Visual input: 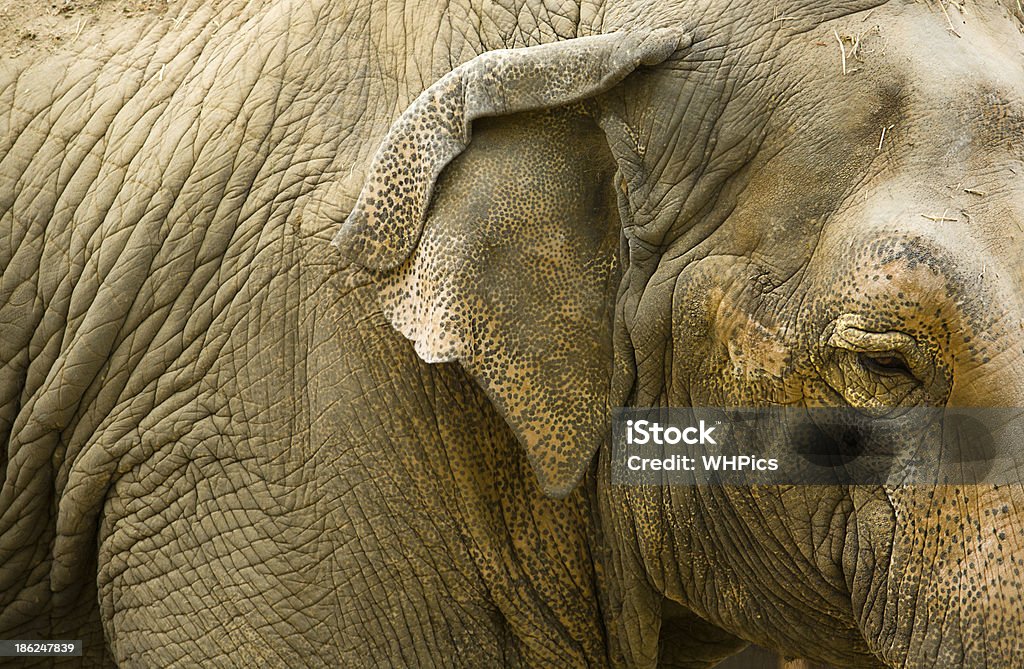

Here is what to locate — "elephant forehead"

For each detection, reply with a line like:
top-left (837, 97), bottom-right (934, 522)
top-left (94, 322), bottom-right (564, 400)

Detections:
top-left (765, 3), bottom-right (1024, 160)
top-left (600, 2), bottom-right (1023, 263)
top-left (700, 3), bottom-right (1024, 262)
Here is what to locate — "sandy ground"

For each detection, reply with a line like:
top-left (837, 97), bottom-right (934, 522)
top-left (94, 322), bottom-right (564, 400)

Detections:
top-left (0, 0), bottom-right (169, 60)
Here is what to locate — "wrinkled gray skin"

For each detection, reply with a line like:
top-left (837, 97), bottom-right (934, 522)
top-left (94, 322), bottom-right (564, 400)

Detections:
top-left (2, 0), bottom-right (1024, 667)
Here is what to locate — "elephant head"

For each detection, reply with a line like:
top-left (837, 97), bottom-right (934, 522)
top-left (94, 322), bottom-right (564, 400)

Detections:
top-left (334, 2), bottom-right (1024, 666)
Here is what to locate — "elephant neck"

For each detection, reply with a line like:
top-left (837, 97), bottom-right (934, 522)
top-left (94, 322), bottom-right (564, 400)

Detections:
top-left (591, 442), bottom-right (748, 666)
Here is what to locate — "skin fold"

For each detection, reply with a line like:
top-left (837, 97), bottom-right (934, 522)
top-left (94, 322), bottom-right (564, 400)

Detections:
top-left (1, 0), bottom-right (1022, 667)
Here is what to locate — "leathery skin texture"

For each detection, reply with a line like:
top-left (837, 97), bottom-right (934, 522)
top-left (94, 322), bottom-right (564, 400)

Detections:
top-left (2, 0), bottom-right (1024, 667)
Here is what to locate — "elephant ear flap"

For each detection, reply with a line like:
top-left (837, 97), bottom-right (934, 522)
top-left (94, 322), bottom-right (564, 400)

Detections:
top-left (333, 28), bottom-right (687, 271)
top-left (332, 30), bottom-right (687, 497)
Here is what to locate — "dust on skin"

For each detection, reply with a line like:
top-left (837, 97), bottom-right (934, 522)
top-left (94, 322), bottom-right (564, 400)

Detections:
top-left (0, 0), bottom-right (170, 60)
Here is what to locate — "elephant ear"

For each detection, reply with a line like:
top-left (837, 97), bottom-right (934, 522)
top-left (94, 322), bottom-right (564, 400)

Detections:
top-left (333, 30), bottom-right (688, 497)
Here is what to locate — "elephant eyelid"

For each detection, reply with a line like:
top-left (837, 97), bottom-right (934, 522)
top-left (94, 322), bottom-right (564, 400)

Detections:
top-left (857, 351), bottom-right (916, 378)
top-left (825, 318), bottom-right (929, 377)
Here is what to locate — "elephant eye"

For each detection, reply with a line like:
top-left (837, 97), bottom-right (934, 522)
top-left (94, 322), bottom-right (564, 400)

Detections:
top-left (858, 352), bottom-right (914, 377)
top-left (816, 316), bottom-right (937, 413)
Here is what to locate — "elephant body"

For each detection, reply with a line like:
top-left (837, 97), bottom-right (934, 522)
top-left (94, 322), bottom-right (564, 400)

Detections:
top-left (1, 3), bottom-right (631, 665)
top-left (3, 0), bottom-right (1024, 667)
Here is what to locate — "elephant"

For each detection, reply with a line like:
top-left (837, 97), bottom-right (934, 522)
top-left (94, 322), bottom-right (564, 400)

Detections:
top-left (2, 0), bottom-right (1023, 666)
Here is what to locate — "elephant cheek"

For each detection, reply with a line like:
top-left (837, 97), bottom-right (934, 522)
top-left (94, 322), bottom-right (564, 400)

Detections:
top-left (853, 485), bottom-right (1024, 668)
